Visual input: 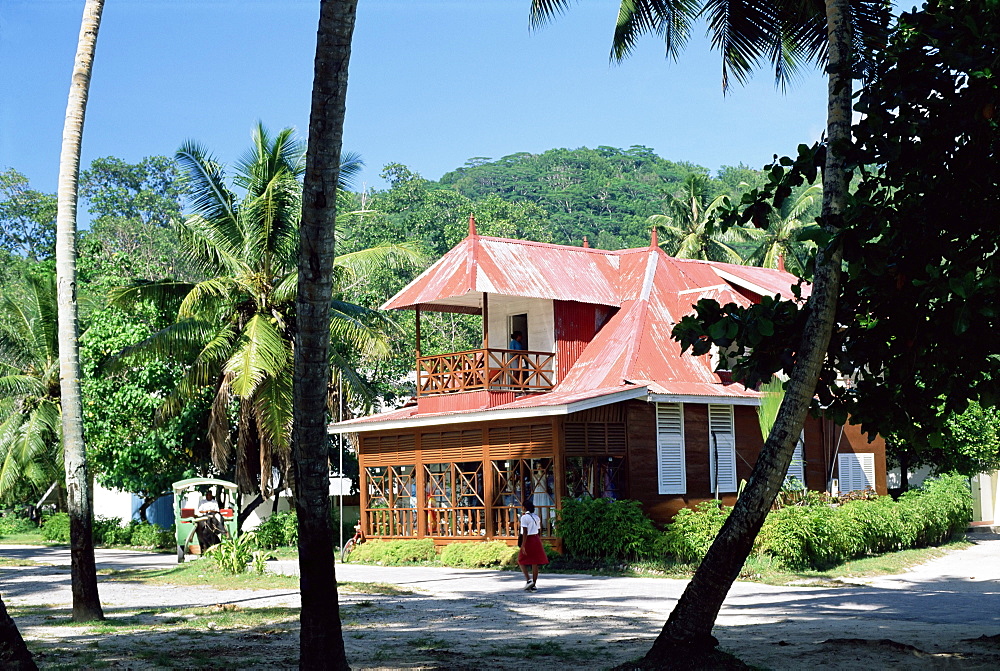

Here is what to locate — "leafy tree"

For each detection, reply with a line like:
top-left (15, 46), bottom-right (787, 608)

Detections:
top-left (79, 156), bottom-right (184, 229)
top-left (297, 0), bottom-right (359, 666)
top-left (651, 174), bottom-right (754, 262)
top-left (54, 0), bottom-right (104, 622)
top-left (0, 275), bottom-right (63, 506)
top-left (81, 304), bottom-right (212, 521)
top-left (0, 170), bottom-right (57, 261)
top-left (111, 125), bottom-right (402, 503)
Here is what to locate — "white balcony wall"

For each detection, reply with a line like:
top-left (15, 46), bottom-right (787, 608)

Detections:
top-left (486, 296), bottom-right (554, 353)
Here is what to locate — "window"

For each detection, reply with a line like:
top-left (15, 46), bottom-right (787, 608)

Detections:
top-left (656, 403), bottom-right (686, 495)
top-left (838, 453), bottom-right (876, 493)
top-left (708, 405), bottom-right (738, 494)
top-left (785, 432), bottom-right (806, 488)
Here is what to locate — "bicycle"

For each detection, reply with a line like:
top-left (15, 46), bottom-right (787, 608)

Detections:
top-left (341, 522), bottom-right (366, 562)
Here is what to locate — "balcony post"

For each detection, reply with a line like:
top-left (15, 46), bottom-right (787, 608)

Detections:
top-left (482, 293), bottom-right (489, 347)
top-left (415, 306), bottom-right (421, 358)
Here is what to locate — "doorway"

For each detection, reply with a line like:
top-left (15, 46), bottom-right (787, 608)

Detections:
top-left (507, 313), bottom-right (528, 349)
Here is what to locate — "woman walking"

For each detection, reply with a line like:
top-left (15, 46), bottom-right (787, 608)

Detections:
top-left (518, 500), bottom-right (548, 591)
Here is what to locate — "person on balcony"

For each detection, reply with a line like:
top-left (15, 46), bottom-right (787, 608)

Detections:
top-left (508, 331), bottom-right (525, 388)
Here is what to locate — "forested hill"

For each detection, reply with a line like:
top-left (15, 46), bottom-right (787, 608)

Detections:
top-left (434, 145), bottom-right (765, 249)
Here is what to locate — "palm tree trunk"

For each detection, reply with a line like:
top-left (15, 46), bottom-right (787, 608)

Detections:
top-left (642, 0), bottom-right (853, 664)
top-left (55, 0), bottom-right (105, 623)
top-left (294, 0), bottom-right (358, 668)
top-left (0, 594), bottom-right (36, 671)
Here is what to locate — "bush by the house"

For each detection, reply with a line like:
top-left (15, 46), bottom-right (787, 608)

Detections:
top-left (439, 541), bottom-right (518, 568)
top-left (557, 498), bottom-right (660, 561)
top-left (92, 516), bottom-right (131, 545)
top-left (660, 473), bottom-right (972, 570)
top-left (658, 500), bottom-right (730, 564)
top-left (255, 510), bottom-right (299, 549)
top-left (346, 539), bottom-right (436, 565)
top-left (41, 512), bottom-right (70, 542)
top-left (128, 521), bottom-right (174, 549)
top-left (0, 514), bottom-right (37, 537)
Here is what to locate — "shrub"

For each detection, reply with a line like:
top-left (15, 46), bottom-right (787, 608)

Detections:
top-left (897, 473), bottom-right (973, 546)
top-left (41, 512), bottom-right (70, 542)
top-left (659, 500), bottom-right (730, 564)
top-left (93, 516), bottom-right (131, 546)
top-left (205, 532), bottom-right (273, 574)
top-left (0, 515), bottom-right (37, 537)
top-left (255, 511), bottom-right (298, 550)
top-left (439, 541), bottom-right (518, 568)
top-left (128, 521), bottom-right (174, 549)
top-left (347, 539), bottom-right (436, 565)
top-left (557, 498), bottom-right (659, 561)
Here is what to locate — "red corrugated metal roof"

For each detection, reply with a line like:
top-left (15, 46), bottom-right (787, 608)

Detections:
top-left (341, 235), bottom-right (805, 430)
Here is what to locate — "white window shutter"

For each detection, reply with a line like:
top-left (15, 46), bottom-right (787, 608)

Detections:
top-left (785, 432), bottom-right (806, 486)
top-left (838, 453), bottom-right (876, 492)
top-left (708, 405), bottom-right (738, 493)
top-left (656, 403), bottom-right (686, 495)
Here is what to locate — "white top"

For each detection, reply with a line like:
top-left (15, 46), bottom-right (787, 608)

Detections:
top-left (197, 497), bottom-right (220, 515)
top-left (520, 512), bottom-right (541, 535)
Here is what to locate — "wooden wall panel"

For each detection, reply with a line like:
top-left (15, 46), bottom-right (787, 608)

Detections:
top-left (486, 424), bottom-right (553, 459)
top-left (684, 404), bottom-right (711, 499)
top-left (802, 416), bottom-right (827, 491)
top-left (734, 405), bottom-right (764, 484)
top-left (831, 419), bottom-right (887, 494)
top-left (554, 300), bottom-right (599, 379)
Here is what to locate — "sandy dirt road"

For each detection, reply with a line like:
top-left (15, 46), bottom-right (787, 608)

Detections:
top-left (3, 535), bottom-right (1000, 669)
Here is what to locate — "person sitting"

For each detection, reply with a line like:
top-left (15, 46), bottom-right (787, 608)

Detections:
top-left (195, 490), bottom-right (225, 551)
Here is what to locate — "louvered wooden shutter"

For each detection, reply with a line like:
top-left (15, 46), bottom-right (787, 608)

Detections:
top-left (838, 453), bottom-right (876, 493)
top-left (708, 405), bottom-right (738, 493)
top-left (785, 432), bottom-right (806, 485)
top-left (656, 403), bottom-right (686, 495)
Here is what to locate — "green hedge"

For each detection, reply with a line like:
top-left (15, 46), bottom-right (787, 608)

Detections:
top-left (439, 541), bottom-right (518, 568)
top-left (346, 539), bottom-right (437, 565)
top-left (557, 498), bottom-right (660, 561)
top-left (0, 515), bottom-right (37, 537)
top-left (665, 474), bottom-right (973, 570)
top-left (255, 511), bottom-right (299, 550)
top-left (41, 512), bottom-right (70, 542)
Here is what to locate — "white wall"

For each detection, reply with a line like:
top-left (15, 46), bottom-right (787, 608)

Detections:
top-left (93, 483), bottom-right (134, 520)
top-left (972, 472), bottom-right (1000, 524)
top-left (886, 464), bottom-right (933, 490)
top-left (486, 296), bottom-right (554, 353)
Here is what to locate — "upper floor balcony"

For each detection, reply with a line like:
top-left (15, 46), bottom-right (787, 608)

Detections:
top-left (416, 348), bottom-right (556, 397)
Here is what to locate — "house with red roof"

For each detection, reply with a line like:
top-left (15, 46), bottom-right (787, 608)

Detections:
top-left (330, 219), bottom-right (886, 546)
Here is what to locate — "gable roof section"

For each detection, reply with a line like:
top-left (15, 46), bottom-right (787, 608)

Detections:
top-left (382, 236), bottom-right (621, 312)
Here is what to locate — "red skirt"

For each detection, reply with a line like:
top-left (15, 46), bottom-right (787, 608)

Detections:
top-left (518, 534), bottom-right (549, 566)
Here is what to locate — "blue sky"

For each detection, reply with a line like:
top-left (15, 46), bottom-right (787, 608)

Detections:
top-left (2, 0), bottom-right (828, 197)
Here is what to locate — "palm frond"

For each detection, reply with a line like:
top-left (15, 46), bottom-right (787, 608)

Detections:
top-left (253, 373), bottom-right (292, 460)
top-left (108, 280), bottom-right (195, 313)
top-left (106, 319), bottom-right (221, 373)
top-left (176, 141), bottom-right (241, 233)
top-left (756, 375), bottom-right (785, 439)
top-left (330, 351), bottom-right (378, 412)
top-left (225, 314), bottom-right (290, 399)
top-left (334, 242), bottom-right (430, 279)
top-left (0, 375), bottom-right (47, 400)
top-left (613, 0), bottom-right (700, 62)
top-left (529, 0), bottom-right (575, 28)
top-left (178, 276), bottom-right (241, 320)
top-left (338, 151), bottom-right (364, 191)
top-left (209, 373), bottom-right (234, 472)
top-left (175, 213), bottom-right (247, 277)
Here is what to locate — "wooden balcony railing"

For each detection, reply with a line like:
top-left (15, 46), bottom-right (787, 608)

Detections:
top-left (416, 348), bottom-right (555, 396)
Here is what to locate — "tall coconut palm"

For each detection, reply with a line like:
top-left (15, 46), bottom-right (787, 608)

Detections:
top-left (111, 125), bottom-right (419, 503)
top-left (0, 275), bottom-right (63, 504)
top-left (651, 174), bottom-right (757, 263)
top-left (55, 0), bottom-right (105, 623)
top-left (296, 1), bottom-right (360, 667)
top-left (742, 183), bottom-right (821, 276)
top-left (529, 0), bottom-right (886, 662)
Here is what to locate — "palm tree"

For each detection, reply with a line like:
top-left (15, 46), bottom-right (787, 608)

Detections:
top-left (651, 174), bottom-right (756, 263)
top-left (111, 125), bottom-right (418, 502)
top-left (296, 1), bottom-right (360, 667)
top-left (529, 0), bottom-right (886, 662)
top-left (54, 0), bottom-right (104, 623)
top-left (0, 275), bottom-right (62, 505)
top-left (742, 183), bottom-right (821, 276)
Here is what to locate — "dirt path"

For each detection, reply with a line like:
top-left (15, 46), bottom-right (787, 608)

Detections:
top-left (3, 536), bottom-right (1000, 669)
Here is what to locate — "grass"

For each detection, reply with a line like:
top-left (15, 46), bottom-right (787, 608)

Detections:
top-left (99, 559), bottom-right (412, 595)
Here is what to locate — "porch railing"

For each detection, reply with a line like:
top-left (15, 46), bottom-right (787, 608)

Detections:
top-left (416, 348), bottom-right (555, 396)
